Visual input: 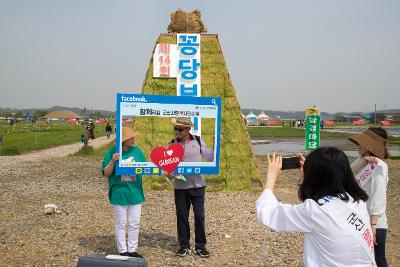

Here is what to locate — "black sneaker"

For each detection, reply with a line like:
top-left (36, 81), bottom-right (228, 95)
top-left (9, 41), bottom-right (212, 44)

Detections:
top-left (194, 247), bottom-right (210, 258)
top-left (176, 247), bottom-right (190, 257)
top-left (129, 252), bottom-right (143, 258)
top-left (119, 252), bottom-right (130, 256)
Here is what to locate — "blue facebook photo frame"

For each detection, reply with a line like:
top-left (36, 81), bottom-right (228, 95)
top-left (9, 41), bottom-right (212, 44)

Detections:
top-left (115, 94), bottom-right (222, 176)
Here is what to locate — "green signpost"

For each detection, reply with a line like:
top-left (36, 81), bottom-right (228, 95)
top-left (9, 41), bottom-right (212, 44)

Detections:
top-left (305, 110), bottom-right (321, 151)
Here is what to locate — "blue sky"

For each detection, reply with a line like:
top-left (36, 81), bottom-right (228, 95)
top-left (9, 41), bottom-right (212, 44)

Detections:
top-left (0, 0), bottom-right (399, 113)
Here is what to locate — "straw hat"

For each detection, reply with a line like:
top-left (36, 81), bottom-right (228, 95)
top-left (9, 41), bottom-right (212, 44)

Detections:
top-left (122, 126), bottom-right (136, 142)
top-left (348, 129), bottom-right (386, 159)
top-left (171, 117), bottom-right (195, 128)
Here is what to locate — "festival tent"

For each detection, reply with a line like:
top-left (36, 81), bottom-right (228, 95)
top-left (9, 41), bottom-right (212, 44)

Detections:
top-left (257, 111), bottom-right (270, 121)
top-left (246, 111), bottom-right (257, 121)
top-left (381, 121), bottom-right (392, 126)
top-left (352, 119), bottom-right (366, 125)
top-left (122, 119), bottom-right (132, 124)
top-left (67, 119), bottom-right (78, 124)
top-left (324, 120), bottom-right (334, 126)
top-left (245, 111), bottom-right (258, 126)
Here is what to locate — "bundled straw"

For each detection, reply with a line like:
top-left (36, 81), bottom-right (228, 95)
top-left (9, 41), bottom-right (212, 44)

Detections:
top-left (138, 34), bottom-right (261, 190)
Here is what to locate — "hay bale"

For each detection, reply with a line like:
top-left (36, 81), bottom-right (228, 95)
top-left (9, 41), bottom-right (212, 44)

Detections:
top-left (167, 9), bottom-right (207, 33)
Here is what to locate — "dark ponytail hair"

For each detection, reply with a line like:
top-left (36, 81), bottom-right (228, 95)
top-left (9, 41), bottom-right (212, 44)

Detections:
top-left (299, 147), bottom-right (368, 204)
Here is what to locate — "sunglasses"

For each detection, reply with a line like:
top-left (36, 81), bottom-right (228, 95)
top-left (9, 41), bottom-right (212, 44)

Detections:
top-left (174, 127), bottom-right (185, 132)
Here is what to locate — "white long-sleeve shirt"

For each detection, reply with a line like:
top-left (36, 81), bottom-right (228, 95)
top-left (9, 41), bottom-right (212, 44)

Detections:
top-left (256, 189), bottom-right (375, 267)
top-left (352, 157), bottom-right (388, 229)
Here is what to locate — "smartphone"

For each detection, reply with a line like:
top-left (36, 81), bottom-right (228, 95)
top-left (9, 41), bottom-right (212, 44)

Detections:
top-left (281, 156), bottom-right (300, 170)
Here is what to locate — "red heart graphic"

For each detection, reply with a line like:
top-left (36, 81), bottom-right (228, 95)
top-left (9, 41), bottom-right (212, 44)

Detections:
top-left (150, 144), bottom-right (184, 174)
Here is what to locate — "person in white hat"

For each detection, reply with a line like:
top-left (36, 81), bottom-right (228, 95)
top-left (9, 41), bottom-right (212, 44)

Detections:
top-left (168, 117), bottom-right (215, 258)
top-left (349, 127), bottom-right (390, 267)
top-left (102, 126), bottom-right (146, 258)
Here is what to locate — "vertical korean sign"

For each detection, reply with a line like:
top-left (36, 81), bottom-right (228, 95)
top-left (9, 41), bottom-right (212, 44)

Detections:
top-left (153, 43), bottom-right (177, 78)
top-left (305, 107), bottom-right (321, 150)
top-left (177, 34), bottom-right (201, 136)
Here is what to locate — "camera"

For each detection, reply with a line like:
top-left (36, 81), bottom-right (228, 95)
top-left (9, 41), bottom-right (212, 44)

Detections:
top-left (281, 156), bottom-right (301, 170)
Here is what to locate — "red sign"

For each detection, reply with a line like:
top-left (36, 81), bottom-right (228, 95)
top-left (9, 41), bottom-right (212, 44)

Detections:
top-left (150, 144), bottom-right (184, 174)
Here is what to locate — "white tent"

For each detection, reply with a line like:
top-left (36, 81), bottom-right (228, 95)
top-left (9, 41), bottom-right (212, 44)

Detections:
top-left (257, 111), bottom-right (270, 121)
top-left (246, 111), bottom-right (257, 121)
top-left (245, 111), bottom-right (257, 126)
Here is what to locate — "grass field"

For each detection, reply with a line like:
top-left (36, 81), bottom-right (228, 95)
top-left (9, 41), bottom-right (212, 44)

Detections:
top-left (0, 122), bottom-right (107, 155)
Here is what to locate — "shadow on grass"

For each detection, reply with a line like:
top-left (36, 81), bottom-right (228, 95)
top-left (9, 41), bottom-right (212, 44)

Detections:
top-left (140, 230), bottom-right (177, 251)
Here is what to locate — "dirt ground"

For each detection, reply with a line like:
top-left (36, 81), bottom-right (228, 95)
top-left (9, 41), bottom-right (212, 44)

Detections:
top-left (0, 152), bottom-right (399, 266)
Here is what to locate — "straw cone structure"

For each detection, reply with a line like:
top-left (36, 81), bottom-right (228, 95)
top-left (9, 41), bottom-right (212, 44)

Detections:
top-left (136, 34), bottom-right (260, 190)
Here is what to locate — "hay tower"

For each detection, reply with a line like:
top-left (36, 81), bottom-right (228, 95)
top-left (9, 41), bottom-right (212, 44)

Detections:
top-left (135, 10), bottom-right (260, 190)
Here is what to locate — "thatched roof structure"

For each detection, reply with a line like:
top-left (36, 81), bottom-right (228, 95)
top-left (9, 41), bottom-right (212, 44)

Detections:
top-left (136, 34), bottom-right (261, 190)
top-left (43, 110), bottom-right (81, 119)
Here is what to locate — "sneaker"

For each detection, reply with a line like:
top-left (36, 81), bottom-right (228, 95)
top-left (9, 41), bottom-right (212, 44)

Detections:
top-left (119, 252), bottom-right (130, 256)
top-left (176, 247), bottom-right (190, 257)
top-left (194, 247), bottom-right (210, 258)
top-left (129, 252), bottom-right (143, 258)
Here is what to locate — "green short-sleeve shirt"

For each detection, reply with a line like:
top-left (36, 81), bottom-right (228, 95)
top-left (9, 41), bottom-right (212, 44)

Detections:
top-left (101, 146), bottom-right (146, 205)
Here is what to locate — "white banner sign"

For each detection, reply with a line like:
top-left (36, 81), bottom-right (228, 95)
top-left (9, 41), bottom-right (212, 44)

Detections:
top-left (153, 43), bottom-right (177, 78)
top-left (177, 33), bottom-right (201, 135)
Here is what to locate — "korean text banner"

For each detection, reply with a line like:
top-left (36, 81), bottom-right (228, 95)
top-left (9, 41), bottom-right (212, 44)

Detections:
top-left (115, 94), bottom-right (222, 176)
top-left (153, 43), bottom-right (177, 78)
top-left (305, 114), bottom-right (321, 150)
top-left (177, 33), bottom-right (201, 136)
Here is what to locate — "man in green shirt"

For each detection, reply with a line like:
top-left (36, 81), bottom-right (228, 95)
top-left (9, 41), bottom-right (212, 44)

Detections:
top-left (102, 126), bottom-right (146, 258)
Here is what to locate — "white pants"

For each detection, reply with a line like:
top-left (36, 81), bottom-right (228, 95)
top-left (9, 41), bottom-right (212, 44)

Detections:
top-left (113, 204), bottom-right (141, 253)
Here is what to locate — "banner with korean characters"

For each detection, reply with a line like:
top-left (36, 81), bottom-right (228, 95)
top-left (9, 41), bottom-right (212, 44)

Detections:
top-left (153, 43), bottom-right (178, 78)
top-left (177, 33), bottom-right (201, 136)
top-left (115, 94), bottom-right (222, 176)
top-left (305, 107), bottom-right (320, 150)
